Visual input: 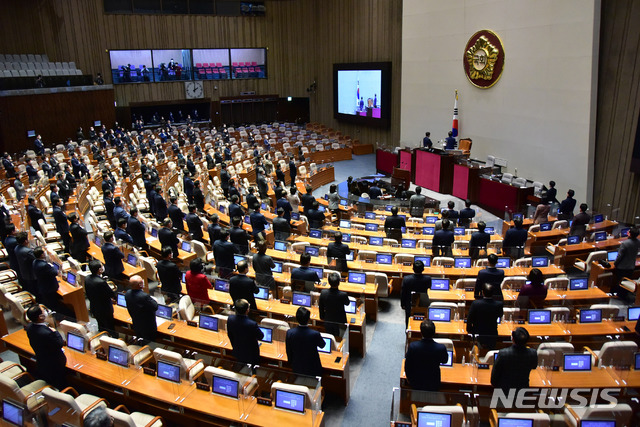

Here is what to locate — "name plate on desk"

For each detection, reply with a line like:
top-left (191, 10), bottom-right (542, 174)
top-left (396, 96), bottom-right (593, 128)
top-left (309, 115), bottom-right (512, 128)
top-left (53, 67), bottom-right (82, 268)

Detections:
top-left (402, 262), bottom-right (412, 267)
top-left (280, 299), bottom-right (290, 305)
top-left (96, 352), bottom-right (107, 361)
top-left (613, 316), bottom-right (625, 322)
top-left (257, 397), bottom-right (272, 406)
top-left (552, 366), bottom-right (560, 371)
top-left (478, 363), bottom-right (490, 370)
top-left (143, 367), bottom-right (156, 376)
top-left (517, 319), bottom-right (526, 324)
top-left (365, 259), bottom-right (374, 263)
top-left (186, 320), bottom-right (197, 327)
top-left (196, 382), bottom-right (211, 391)
top-left (413, 315), bottom-right (425, 321)
top-left (465, 288), bottom-right (474, 292)
top-left (565, 319), bottom-right (577, 324)
top-left (393, 422), bottom-right (411, 427)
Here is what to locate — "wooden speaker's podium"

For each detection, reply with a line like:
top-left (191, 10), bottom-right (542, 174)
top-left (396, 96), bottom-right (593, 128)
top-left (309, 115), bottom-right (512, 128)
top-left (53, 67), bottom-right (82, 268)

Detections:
top-left (391, 167), bottom-right (411, 189)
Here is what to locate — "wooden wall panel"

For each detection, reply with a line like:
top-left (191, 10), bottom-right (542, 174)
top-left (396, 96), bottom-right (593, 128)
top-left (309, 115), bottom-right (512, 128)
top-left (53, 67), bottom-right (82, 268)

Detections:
top-left (594, 0), bottom-right (640, 223)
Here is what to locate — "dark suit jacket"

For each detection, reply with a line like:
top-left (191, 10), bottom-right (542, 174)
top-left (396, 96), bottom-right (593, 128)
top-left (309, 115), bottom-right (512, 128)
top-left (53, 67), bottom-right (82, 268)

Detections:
top-left (502, 228), bottom-right (528, 250)
top-left (4, 236), bottom-right (19, 273)
top-left (433, 229), bottom-right (454, 256)
top-left (213, 240), bottom-right (236, 271)
top-left (185, 213), bottom-right (203, 239)
top-left (307, 209), bottom-right (326, 229)
top-left (491, 345), bottom-right (538, 391)
top-left (291, 267), bottom-right (321, 292)
top-left (114, 228), bottom-right (134, 245)
top-left (229, 274), bottom-right (259, 310)
top-left (154, 194), bottom-right (168, 220)
top-left (104, 197), bottom-right (115, 223)
top-left (33, 259), bottom-right (59, 295)
top-left (69, 223), bottom-right (89, 253)
top-left (156, 259), bottom-right (182, 296)
top-left (168, 204), bottom-right (185, 231)
top-left (227, 314), bottom-right (263, 365)
top-left (469, 231), bottom-right (490, 250)
top-left (569, 212), bottom-right (590, 237)
top-left (276, 198), bottom-right (293, 221)
top-left (249, 212), bottom-right (268, 236)
top-left (300, 194), bottom-right (315, 215)
top-left (474, 267), bottom-right (505, 300)
top-left (127, 216), bottom-right (147, 247)
top-left (125, 289), bottom-right (158, 341)
top-left (85, 274), bottom-right (115, 318)
top-left (400, 274), bottom-right (431, 311)
top-left (15, 245), bottom-right (36, 281)
top-left (319, 288), bottom-right (350, 324)
top-left (26, 323), bottom-right (67, 384)
top-left (327, 242), bottom-right (350, 272)
top-left (159, 227), bottom-right (179, 258)
top-left (467, 298), bottom-right (503, 348)
top-left (52, 206), bottom-right (69, 234)
top-left (27, 205), bottom-right (45, 232)
top-left (272, 217), bottom-right (291, 241)
top-left (286, 325), bottom-right (325, 377)
top-left (229, 203), bottom-right (244, 221)
top-left (405, 338), bottom-right (448, 391)
top-left (229, 226), bottom-right (249, 254)
top-left (384, 215), bottom-right (406, 230)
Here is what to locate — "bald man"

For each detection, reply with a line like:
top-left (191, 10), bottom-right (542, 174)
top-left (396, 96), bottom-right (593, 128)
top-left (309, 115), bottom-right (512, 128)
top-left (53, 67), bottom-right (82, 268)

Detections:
top-left (124, 275), bottom-right (158, 344)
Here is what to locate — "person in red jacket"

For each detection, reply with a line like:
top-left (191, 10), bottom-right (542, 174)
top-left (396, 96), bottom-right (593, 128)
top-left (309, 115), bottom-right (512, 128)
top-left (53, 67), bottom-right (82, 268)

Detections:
top-left (185, 258), bottom-right (212, 307)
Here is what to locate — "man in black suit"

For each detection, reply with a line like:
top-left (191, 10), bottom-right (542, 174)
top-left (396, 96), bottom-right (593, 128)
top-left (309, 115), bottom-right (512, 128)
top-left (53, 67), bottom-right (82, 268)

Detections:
top-left (458, 200), bottom-right (476, 227)
top-left (85, 260), bottom-right (116, 336)
top-left (185, 204), bottom-right (204, 243)
top-left (168, 196), bottom-right (185, 232)
top-left (400, 260), bottom-right (432, 326)
top-left (229, 216), bottom-right (250, 255)
top-left (27, 197), bottom-right (45, 234)
top-left (384, 206), bottom-right (406, 242)
top-left (103, 189), bottom-right (116, 229)
top-left (69, 212), bottom-right (90, 262)
top-left (101, 231), bottom-right (126, 282)
top-left (319, 272), bottom-right (350, 337)
top-left (273, 207), bottom-right (291, 241)
top-left (213, 230), bottom-right (236, 278)
top-left (125, 275), bottom-right (158, 344)
top-left (291, 253), bottom-right (320, 292)
top-left (557, 189), bottom-right (576, 220)
top-left (114, 218), bottom-right (134, 245)
top-left (307, 201), bottom-right (326, 229)
top-left (491, 327), bottom-right (538, 392)
top-left (327, 231), bottom-right (350, 273)
top-left (300, 185), bottom-right (315, 217)
top-left (249, 207), bottom-right (269, 240)
top-left (288, 156), bottom-right (297, 183)
top-left (127, 207), bottom-right (148, 250)
top-left (469, 221), bottom-right (491, 260)
top-left (404, 320), bottom-right (448, 391)
top-left (154, 187), bottom-right (168, 222)
top-left (474, 254), bottom-right (505, 300)
top-left (229, 260), bottom-right (259, 311)
top-left (15, 232), bottom-right (37, 295)
top-left (467, 284), bottom-right (504, 350)
top-left (286, 307), bottom-right (325, 377)
top-left (220, 163), bottom-right (231, 199)
top-left (245, 187), bottom-right (259, 212)
top-left (32, 247), bottom-right (60, 310)
top-left (159, 218), bottom-right (179, 258)
top-left (227, 299), bottom-right (264, 365)
top-left (156, 246), bottom-right (182, 303)
top-left (445, 200), bottom-right (459, 220)
top-left (207, 214), bottom-right (224, 244)
top-left (52, 197), bottom-right (71, 254)
top-left (432, 219), bottom-right (454, 257)
top-left (502, 218), bottom-right (528, 259)
top-left (569, 203), bottom-right (590, 238)
top-left (228, 195), bottom-right (244, 221)
top-left (4, 225), bottom-right (19, 276)
top-left (25, 305), bottom-right (67, 389)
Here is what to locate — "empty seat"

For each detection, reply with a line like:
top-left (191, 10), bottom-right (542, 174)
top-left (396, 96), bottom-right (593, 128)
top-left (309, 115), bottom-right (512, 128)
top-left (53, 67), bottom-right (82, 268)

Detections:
top-left (152, 348), bottom-right (205, 383)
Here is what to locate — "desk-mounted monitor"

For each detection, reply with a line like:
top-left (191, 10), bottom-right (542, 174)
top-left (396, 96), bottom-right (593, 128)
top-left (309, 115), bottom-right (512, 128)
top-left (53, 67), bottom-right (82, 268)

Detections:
top-left (401, 239), bottom-right (416, 249)
top-left (425, 216), bottom-right (438, 224)
top-left (274, 389), bottom-right (306, 414)
top-left (376, 254), bottom-right (392, 264)
top-left (531, 256), bottom-right (549, 267)
top-left (414, 256), bottom-right (431, 267)
top-left (309, 229), bottom-right (322, 239)
top-left (157, 360), bottom-right (181, 383)
top-left (593, 214), bottom-right (604, 223)
top-left (369, 236), bottom-right (383, 246)
top-left (423, 227), bottom-right (435, 235)
top-left (199, 314), bottom-right (219, 332)
top-left (271, 261), bottom-right (283, 273)
top-left (563, 353), bottom-right (592, 371)
top-left (540, 222), bottom-right (552, 231)
top-left (417, 412), bottom-right (452, 427)
top-left (567, 235), bottom-right (580, 245)
top-left (496, 257), bottom-right (511, 268)
top-left (569, 277), bottom-right (588, 291)
top-left (339, 220), bottom-right (351, 229)
top-left (365, 223), bottom-right (378, 232)
top-left (365, 212), bottom-right (376, 220)
top-left (594, 231), bottom-right (607, 242)
top-left (428, 307), bottom-right (451, 322)
top-left (579, 309), bottom-right (602, 323)
top-left (2, 399), bottom-right (24, 427)
top-left (454, 257), bottom-right (471, 268)
top-left (212, 375), bottom-right (239, 399)
top-left (431, 278), bottom-right (449, 291)
top-left (454, 227), bottom-right (465, 236)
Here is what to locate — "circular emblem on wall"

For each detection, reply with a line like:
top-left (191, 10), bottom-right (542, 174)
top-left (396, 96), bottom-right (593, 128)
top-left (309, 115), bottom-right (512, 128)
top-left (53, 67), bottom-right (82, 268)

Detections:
top-left (463, 30), bottom-right (505, 89)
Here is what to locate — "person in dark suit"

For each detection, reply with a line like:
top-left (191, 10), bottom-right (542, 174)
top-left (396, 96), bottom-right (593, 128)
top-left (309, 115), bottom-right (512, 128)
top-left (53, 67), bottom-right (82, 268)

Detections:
top-left (154, 187), bottom-right (168, 222)
top-left (469, 221), bottom-right (491, 260)
top-left (467, 284), bottom-right (504, 350)
top-left (156, 246), bottom-right (182, 303)
top-left (228, 195), bottom-right (244, 221)
top-left (546, 181), bottom-right (559, 205)
top-left (103, 189), bottom-right (116, 229)
top-left (168, 196), bottom-right (185, 232)
top-left (252, 240), bottom-right (276, 291)
top-left (25, 305), bottom-right (67, 389)
top-left (229, 260), bottom-right (259, 311)
top-left (185, 204), bottom-right (204, 243)
top-left (249, 207), bottom-right (269, 240)
top-left (272, 207), bottom-right (292, 242)
top-left (101, 231), bottom-right (126, 282)
top-left (276, 192), bottom-right (293, 222)
top-left (474, 253), bottom-right (505, 301)
top-left (400, 260), bottom-right (432, 326)
top-left (433, 219), bottom-right (454, 257)
top-left (27, 197), bottom-right (45, 234)
top-left (208, 214), bottom-right (224, 244)
top-left (183, 172), bottom-right (195, 205)
top-left (384, 206), bottom-right (406, 242)
top-left (275, 163), bottom-right (286, 184)
top-left (69, 212), bottom-right (90, 262)
top-left (15, 232), bottom-right (37, 295)
top-left (159, 218), bottom-right (179, 258)
top-left (444, 131), bottom-right (457, 150)
top-left (300, 185), bottom-right (315, 217)
top-left (422, 132), bottom-right (433, 149)
top-left (220, 163), bottom-right (231, 199)
top-left (291, 253), bottom-right (321, 292)
top-left (569, 203), bottom-right (590, 238)
top-left (127, 207), bottom-right (148, 250)
top-left (114, 218), bottom-right (134, 245)
top-left (193, 180), bottom-right (206, 212)
top-left (32, 247), bottom-right (61, 310)
top-left (125, 275), bottom-right (158, 344)
top-left (502, 218), bottom-right (528, 259)
top-left (85, 260), bottom-right (116, 335)
top-left (4, 225), bottom-right (19, 276)
top-left (404, 319), bottom-right (448, 391)
top-left (288, 157), bottom-right (297, 183)
top-left (327, 231), bottom-right (350, 273)
top-left (228, 216), bottom-right (249, 254)
top-left (319, 272), bottom-right (350, 337)
top-left (113, 197), bottom-right (130, 224)
top-left (557, 189), bottom-right (576, 220)
top-left (286, 307), bottom-right (325, 377)
top-left (491, 327), bottom-right (538, 392)
top-left (245, 187), bottom-right (259, 212)
top-left (213, 230), bottom-right (236, 278)
top-left (51, 197), bottom-right (71, 254)
top-left (307, 201), bottom-right (326, 229)
top-left (227, 299), bottom-right (264, 365)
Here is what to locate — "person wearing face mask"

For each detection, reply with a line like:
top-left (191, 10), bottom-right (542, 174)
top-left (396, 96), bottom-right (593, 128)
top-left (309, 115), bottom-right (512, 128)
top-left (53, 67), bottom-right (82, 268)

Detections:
top-left (85, 260), bottom-right (116, 336)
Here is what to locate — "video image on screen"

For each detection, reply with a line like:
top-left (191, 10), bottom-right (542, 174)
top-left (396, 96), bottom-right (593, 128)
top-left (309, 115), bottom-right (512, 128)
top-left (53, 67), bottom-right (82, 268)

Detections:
top-left (337, 70), bottom-right (382, 118)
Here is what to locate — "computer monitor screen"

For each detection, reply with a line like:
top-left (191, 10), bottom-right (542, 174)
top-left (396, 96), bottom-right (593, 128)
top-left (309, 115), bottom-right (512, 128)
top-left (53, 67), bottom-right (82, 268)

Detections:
top-left (214, 279), bottom-right (230, 292)
top-left (126, 254), bottom-right (137, 266)
top-left (274, 241), bottom-right (288, 251)
top-left (66, 332), bottom-right (85, 352)
top-left (258, 326), bottom-right (272, 343)
top-left (272, 261), bottom-right (283, 273)
top-left (340, 199), bottom-right (348, 206)
top-left (440, 350), bottom-right (454, 367)
top-left (218, 205), bottom-right (226, 214)
top-left (512, 213), bottom-right (524, 221)
top-left (108, 345), bottom-right (129, 367)
top-left (531, 256), bottom-right (549, 267)
top-left (594, 231), bottom-right (607, 242)
top-left (496, 257), bottom-right (511, 268)
top-left (497, 419), bottom-right (534, 427)
top-left (580, 309), bottom-right (602, 323)
top-left (569, 278), bottom-right (588, 290)
top-left (157, 360), bottom-right (181, 383)
top-left (540, 222), bottom-right (552, 231)
top-left (66, 271), bottom-right (76, 285)
top-left (425, 216), bottom-right (437, 224)
top-left (52, 262), bottom-right (60, 273)
top-left (151, 228), bottom-right (158, 238)
top-left (579, 422), bottom-right (615, 427)
top-left (234, 254), bottom-right (247, 266)
top-left (635, 352), bottom-right (640, 370)
top-left (212, 376), bottom-right (239, 398)
top-left (94, 236), bottom-right (102, 247)
top-left (291, 212), bottom-right (300, 220)
top-left (415, 256), bottom-right (431, 267)
top-left (305, 246), bottom-right (320, 257)
top-left (348, 272), bottom-right (366, 284)
top-left (431, 279), bottom-right (450, 291)
top-left (323, 194), bottom-right (329, 200)
top-left (256, 286), bottom-right (269, 300)
top-left (274, 389), bottom-right (305, 413)
top-left (369, 237), bottom-right (383, 246)
top-left (309, 229), bottom-right (322, 239)
top-left (454, 257), bottom-right (471, 268)
top-left (342, 233), bottom-right (351, 243)
top-left (401, 226), bottom-right (407, 233)
top-left (563, 354), bottom-right (592, 371)
top-left (417, 412), bottom-right (452, 427)
top-left (116, 293), bottom-right (127, 307)
top-left (620, 227), bottom-right (630, 237)
top-left (199, 314), bottom-right (219, 332)
top-left (2, 400), bottom-right (24, 427)
top-left (244, 215), bottom-right (251, 224)
top-left (628, 306), bottom-right (640, 321)
top-left (594, 214), bottom-right (604, 223)
top-left (345, 299), bottom-right (357, 314)
top-left (317, 336), bottom-right (332, 353)
top-left (318, 206), bottom-right (326, 213)
top-left (182, 272), bottom-right (187, 283)
top-left (528, 310), bottom-right (551, 324)
top-left (365, 212), bottom-right (376, 220)
top-left (607, 251), bottom-right (617, 262)
top-left (385, 205), bottom-right (393, 211)
top-left (376, 254), bottom-right (392, 264)
top-left (156, 304), bottom-right (172, 320)
top-left (485, 227), bottom-right (495, 235)
top-left (339, 220), bottom-right (351, 229)
top-left (401, 239), bottom-right (416, 249)
top-left (365, 223), bottom-right (379, 232)
top-left (346, 250), bottom-right (355, 261)
top-left (428, 307), bottom-right (451, 322)
top-left (261, 202), bottom-right (268, 211)
top-left (309, 267), bottom-right (323, 281)
top-left (423, 227), bottom-right (435, 235)
top-left (181, 241), bottom-right (191, 252)
top-left (567, 235), bottom-right (580, 245)
top-left (454, 227), bottom-right (465, 235)
top-left (292, 292), bottom-right (311, 307)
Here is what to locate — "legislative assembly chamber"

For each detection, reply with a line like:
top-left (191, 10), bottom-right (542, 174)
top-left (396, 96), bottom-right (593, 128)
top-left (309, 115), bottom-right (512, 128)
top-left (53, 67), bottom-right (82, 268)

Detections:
top-left (0, 1), bottom-right (639, 426)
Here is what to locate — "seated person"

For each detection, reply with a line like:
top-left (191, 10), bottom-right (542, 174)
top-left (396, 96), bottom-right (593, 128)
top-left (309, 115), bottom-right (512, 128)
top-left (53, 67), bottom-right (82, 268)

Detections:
top-left (291, 253), bottom-right (320, 292)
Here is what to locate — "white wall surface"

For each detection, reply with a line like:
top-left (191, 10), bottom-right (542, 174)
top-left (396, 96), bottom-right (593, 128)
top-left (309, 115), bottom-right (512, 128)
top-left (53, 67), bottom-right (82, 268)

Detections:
top-left (400, 0), bottom-right (600, 203)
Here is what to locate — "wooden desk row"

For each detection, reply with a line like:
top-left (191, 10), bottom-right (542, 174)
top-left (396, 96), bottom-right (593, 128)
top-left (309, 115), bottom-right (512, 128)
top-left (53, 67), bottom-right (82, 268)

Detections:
top-left (2, 330), bottom-right (324, 427)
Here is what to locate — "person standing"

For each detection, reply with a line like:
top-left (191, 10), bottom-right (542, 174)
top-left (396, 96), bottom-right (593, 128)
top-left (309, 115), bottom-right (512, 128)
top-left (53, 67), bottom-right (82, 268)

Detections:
top-left (25, 305), bottom-right (67, 389)
top-left (286, 307), bottom-right (325, 377)
top-left (400, 260), bottom-right (432, 326)
top-left (85, 260), bottom-right (116, 335)
top-left (409, 187), bottom-right (427, 218)
top-left (474, 254), bottom-right (505, 301)
top-left (569, 203), bottom-right (590, 238)
top-left (252, 240), bottom-right (276, 291)
top-left (327, 231), bottom-right (350, 273)
top-left (319, 272), bottom-right (350, 337)
top-left (159, 218), bottom-right (179, 258)
top-left (156, 246), bottom-right (182, 304)
top-left (69, 212), bottom-right (90, 262)
top-left (15, 232), bottom-right (37, 295)
top-left (101, 231), bottom-right (126, 282)
top-left (404, 320), bottom-right (448, 391)
top-left (185, 204), bottom-right (204, 243)
top-left (467, 284), bottom-right (504, 350)
top-left (613, 227), bottom-right (640, 299)
top-left (422, 132), bottom-right (433, 149)
top-left (27, 197), bottom-right (45, 234)
top-left (213, 230), bottom-right (236, 279)
top-left (229, 260), bottom-right (259, 311)
top-left (491, 327), bottom-right (538, 392)
top-left (185, 258), bottom-right (212, 307)
top-left (227, 299), bottom-right (264, 365)
top-left (125, 275), bottom-right (158, 344)
top-left (32, 247), bottom-right (60, 310)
